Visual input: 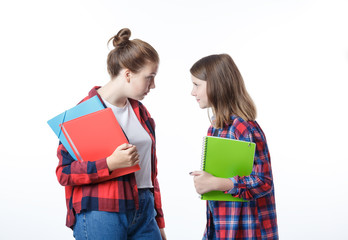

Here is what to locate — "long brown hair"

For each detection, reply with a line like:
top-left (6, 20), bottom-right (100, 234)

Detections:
top-left (190, 54), bottom-right (256, 128)
top-left (107, 28), bottom-right (159, 77)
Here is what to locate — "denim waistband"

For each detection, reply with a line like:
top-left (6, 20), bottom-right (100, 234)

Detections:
top-left (138, 188), bottom-right (153, 192)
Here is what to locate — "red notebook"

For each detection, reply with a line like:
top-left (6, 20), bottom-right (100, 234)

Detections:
top-left (60, 108), bottom-right (140, 180)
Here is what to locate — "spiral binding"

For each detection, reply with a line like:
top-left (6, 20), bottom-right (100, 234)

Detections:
top-left (200, 136), bottom-right (208, 171)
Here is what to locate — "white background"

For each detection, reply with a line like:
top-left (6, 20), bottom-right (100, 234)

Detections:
top-left (0, 0), bottom-right (347, 239)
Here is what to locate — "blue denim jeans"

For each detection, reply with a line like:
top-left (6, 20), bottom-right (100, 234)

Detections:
top-left (73, 189), bottom-right (161, 240)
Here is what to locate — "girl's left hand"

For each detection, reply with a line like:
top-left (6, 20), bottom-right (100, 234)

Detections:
top-left (190, 171), bottom-right (234, 195)
top-left (190, 171), bottom-right (216, 195)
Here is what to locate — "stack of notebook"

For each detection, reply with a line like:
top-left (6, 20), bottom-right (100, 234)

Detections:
top-left (47, 96), bottom-right (140, 179)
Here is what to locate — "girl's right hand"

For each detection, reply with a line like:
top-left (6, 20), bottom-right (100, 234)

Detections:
top-left (106, 143), bottom-right (139, 171)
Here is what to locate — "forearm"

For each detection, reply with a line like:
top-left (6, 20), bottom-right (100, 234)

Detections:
top-left (212, 176), bottom-right (234, 192)
top-left (56, 144), bottom-right (110, 186)
top-left (226, 174), bottom-right (273, 200)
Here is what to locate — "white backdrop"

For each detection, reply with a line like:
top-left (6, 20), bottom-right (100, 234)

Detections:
top-left (0, 0), bottom-right (347, 239)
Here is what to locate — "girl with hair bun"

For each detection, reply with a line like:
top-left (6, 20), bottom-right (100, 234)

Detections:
top-left (56, 28), bottom-right (166, 240)
top-left (189, 54), bottom-right (278, 239)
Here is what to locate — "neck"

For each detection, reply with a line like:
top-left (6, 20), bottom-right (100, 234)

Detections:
top-left (97, 78), bottom-right (127, 107)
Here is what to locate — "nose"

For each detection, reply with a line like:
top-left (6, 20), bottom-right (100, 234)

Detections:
top-left (191, 88), bottom-right (196, 96)
top-left (150, 79), bottom-right (155, 89)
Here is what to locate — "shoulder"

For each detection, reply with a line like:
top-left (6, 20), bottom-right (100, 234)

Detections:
top-left (78, 86), bottom-right (101, 104)
top-left (208, 116), bottom-right (255, 140)
top-left (229, 116), bottom-right (256, 141)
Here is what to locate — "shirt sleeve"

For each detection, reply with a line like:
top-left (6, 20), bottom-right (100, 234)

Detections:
top-left (153, 177), bottom-right (165, 228)
top-left (151, 118), bottom-right (165, 228)
top-left (56, 142), bottom-right (111, 186)
top-left (224, 120), bottom-right (274, 201)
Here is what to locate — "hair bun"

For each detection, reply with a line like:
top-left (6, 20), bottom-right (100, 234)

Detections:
top-left (110, 28), bottom-right (131, 48)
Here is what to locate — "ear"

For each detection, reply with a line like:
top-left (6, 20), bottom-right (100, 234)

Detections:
top-left (124, 69), bottom-right (131, 83)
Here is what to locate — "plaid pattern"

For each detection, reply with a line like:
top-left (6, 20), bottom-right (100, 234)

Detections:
top-left (203, 116), bottom-right (278, 239)
top-left (56, 86), bottom-right (164, 229)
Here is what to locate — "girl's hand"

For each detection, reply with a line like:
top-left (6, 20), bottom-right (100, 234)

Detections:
top-left (190, 171), bottom-right (216, 194)
top-left (190, 171), bottom-right (234, 195)
top-left (106, 143), bottom-right (140, 171)
top-left (160, 228), bottom-right (167, 240)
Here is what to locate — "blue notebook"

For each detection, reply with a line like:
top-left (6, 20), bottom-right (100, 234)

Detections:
top-left (47, 96), bottom-right (105, 160)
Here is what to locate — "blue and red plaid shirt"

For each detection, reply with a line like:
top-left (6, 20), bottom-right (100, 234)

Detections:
top-left (56, 86), bottom-right (165, 229)
top-left (204, 116), bottom-right (278, 239)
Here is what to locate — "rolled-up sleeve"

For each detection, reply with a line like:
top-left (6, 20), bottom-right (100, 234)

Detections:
top-left (223, 120), bottom-right (274, 201)
top-left (56, 143), bottom-right (110, 186)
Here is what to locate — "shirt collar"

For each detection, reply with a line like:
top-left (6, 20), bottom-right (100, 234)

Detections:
top-left (88, 86), bottom-right (141, 119)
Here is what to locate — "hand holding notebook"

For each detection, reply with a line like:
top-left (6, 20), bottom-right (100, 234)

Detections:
top-left (106, 143), bottom-right (140, 172)
top-left (59, 107), bottom-right (140, 181)
top-left (190, 170), bottom-right (234, 195)
top-left (193, 136), bottom-right (256, 202)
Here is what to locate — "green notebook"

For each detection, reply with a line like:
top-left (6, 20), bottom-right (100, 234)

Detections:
top-left (201, 136), bottom-right (256, 202)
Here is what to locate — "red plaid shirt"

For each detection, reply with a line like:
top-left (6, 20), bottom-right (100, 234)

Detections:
top-left (204, 116), bottom-right (278, 239)
top-left (56, 86), bottom-right (164, 229)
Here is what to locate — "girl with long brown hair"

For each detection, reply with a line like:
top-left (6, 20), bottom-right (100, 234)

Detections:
top-left (55, 28), bottom-right (166, 240)
top-left (190, 54), bottom-right (278, 239)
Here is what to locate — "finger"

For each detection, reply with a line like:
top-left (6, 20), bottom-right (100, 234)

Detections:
top-left (130, 150), bottom-right (139, 159)
top-left (127, 145), bottom-right (137, 154)
top-left (117, 143), bottom-right (132, 150)
top-left (133, 159), bottom-right (140, 166)
top-left (190, 171), bottom-right (203, 176)
top-left (132, 155), bottom-right (139, 163)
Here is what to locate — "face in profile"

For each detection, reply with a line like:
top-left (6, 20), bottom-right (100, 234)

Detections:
top-left (128, 62), bottom-right (158, 100)
top-left (191, 75), bottom-right (209, 109)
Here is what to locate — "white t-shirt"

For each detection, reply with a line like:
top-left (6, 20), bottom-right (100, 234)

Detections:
top-left (103, 98), bottom-right (153, 189)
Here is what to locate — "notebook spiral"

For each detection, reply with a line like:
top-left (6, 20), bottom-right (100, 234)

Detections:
top-left (201, 136), bottom-right (208, 171)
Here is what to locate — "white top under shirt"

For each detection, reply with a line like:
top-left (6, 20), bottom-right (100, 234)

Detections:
top-left (103, 98), bottom-right (153, 189)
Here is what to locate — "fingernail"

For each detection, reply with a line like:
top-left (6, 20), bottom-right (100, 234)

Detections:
top-left (189, 172), bottom-right (193, 175)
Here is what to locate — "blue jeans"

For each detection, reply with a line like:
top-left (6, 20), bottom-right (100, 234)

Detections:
top-left (73, 189), bottom-right (161, 240)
